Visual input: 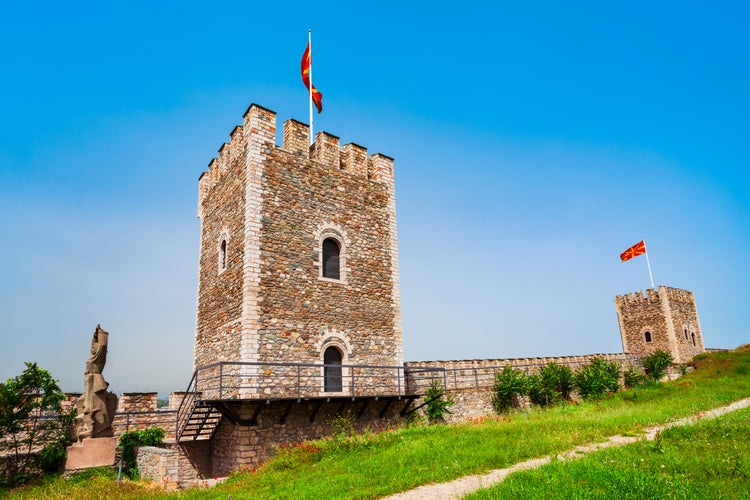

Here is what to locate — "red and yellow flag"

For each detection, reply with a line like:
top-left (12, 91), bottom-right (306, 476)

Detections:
top-left (301, 42), bottom-right (323, 113)
top-left (620, 240), bottom-right (646, 262)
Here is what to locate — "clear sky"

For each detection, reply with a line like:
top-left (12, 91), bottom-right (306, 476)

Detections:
top-left (1, 2), bottom-right (748, 396)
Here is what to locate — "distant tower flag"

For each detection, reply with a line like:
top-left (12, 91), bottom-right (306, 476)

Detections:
top-left (620, 240), bottom-right (646, 262)
top-left (301, 30), bottom-right (323, 145)
top-left (620, 239), bottom-right (655, 289)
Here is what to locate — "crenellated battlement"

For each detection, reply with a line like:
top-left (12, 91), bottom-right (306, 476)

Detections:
top-left (614, 287), bottom-right (661, 307)
top-left (614, 286), bottom-right (697, 309)
top-left (197, 104), bottom-right (394, 217)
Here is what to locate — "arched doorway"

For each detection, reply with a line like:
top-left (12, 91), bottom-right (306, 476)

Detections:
top-left (323, 346), bottom-right (343, 392)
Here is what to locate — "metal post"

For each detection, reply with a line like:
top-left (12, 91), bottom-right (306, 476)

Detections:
top-left (219, 363), bottom-right (223, 400)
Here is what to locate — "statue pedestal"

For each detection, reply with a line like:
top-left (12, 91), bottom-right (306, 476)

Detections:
top-left (65, 437), bottom-right (117, 471)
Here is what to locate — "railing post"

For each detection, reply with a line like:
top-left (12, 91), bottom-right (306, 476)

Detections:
top-left (297, 365), bottom-right (301, 399)
top-left (397, 367), bottom-right (402, 396)
top-left (219, 363), bottom-right (223, 400)
top-left (474, 368), bottom-right (479, 390)
top-left (351, 366), bottom-right (355, 396)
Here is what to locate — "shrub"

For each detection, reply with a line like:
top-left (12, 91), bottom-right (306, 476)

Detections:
top-left (118, 427), bottom-right (165, 479)
top-left (623, 366), bottom-right (647, 388)
top-left (424, 379), bottom-right (454, 423)
top-left (38, 441), bottom-right (67, 473)
top-left (574, 357), bottom-right (621, 399)
top-left (642, 350), bottom-right (674, 381)
top-left (527, 362), bottom-right (576, 407)
top-left (0, 362), bottom-right (73, 484)
top-left (491, 365), bottom-right (528, 413)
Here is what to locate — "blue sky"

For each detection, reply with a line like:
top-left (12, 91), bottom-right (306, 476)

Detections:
top-left (1, 2), bottom-right (748, 395)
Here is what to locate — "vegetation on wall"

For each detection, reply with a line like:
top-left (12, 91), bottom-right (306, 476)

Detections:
top-left (118, 427), bottom-right (165, 480)
top-left (491, 365), bottom-right (528, 413)
top-left (0, 363), bottom-right (73, 486)
top-left (527, 363), bottom-right (575, 407)
top-left (573, 357), bottom-right (621, 399)
top-left (424, 379), bottom-right (454, 423)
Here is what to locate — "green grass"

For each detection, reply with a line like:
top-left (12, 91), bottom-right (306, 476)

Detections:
top-left (466, 406), bottom-right (750, 499)
top-left (3, 345), bottom-right (750, 499)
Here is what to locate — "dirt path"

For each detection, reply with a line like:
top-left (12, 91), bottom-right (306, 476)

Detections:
top-left (381, 397), bottom-right (750, 500)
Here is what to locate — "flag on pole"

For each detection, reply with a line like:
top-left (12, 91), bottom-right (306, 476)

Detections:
top-left (301, 42), bottom-right (323, 113)
top-left (620, 240), bottom-right (646, 262)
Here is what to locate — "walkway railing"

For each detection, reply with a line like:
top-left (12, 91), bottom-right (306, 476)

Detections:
top-left (175, 361), bottom-right (445, 441)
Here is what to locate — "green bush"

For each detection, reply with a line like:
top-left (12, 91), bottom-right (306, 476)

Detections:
top-left (38, 441), bottom-right (67, 473)
top-left (574, 357), bottom-right (621, 399)
top-left (118, 427), bottom-right (165, 479)
top-left (491, 365), bottom-right (528, 413)
top-left (528, 363), bottom-right (575, 407)
top-left (642, 350), bottom-right (673, 381)
top-left (424, 379), bottom-right (454, 423)
top-left (623, 366), bottom-right (647, 388)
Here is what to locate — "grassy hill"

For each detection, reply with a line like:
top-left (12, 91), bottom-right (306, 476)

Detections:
top-left (3, 345), bottom-right (749, 499)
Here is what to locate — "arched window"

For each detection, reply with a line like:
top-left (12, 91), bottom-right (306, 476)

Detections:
top-left (691, 332), bottom-right (696, 346)
top-left (219, 239), bottom-right (228, 272)
top-left (323, 346), bottom-right (343, 392)
top-left (322, 238), bottom-right (340, 280)
top-left (644, 331), bottom-right (652, 343)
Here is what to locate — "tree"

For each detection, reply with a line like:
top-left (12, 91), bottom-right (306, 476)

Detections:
top-left (0, 363), bottom-right (72, 484)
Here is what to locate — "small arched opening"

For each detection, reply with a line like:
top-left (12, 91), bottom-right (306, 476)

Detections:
top-left (323, 346), bottom-right (343, 392)
top-left (219, 239), bottom-right (228, 271)
top-left (644, 331), bottom-right (652, 343)
top-left (322, 238), bottom-right (340, 279)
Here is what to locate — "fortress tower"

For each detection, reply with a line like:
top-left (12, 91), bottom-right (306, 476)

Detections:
top-left (614, 286), bottom-right (705, 363)
top-left (194, 103), bottom-right (403, 381)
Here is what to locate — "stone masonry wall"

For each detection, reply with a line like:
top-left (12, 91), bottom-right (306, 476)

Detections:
top-left (255, 139), bottom-right (401, 370)
top-left (137, 440), bottom-right (211, 490)
top-left (209, 398), bottom-right (404, 476)
top-left (194, 125), bottom-right (246, 369)
top-left (407, 353), bottom-right (641, 422)
top-left (193, 105), bottom-right (403, 390)
top-left (615, 286), bottom-right (705, 363)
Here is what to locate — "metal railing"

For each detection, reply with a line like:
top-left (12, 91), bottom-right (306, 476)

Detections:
top-left (439, 357), bottom-right (643, 391)
top-left (175, 361), bottom-right (446, 440)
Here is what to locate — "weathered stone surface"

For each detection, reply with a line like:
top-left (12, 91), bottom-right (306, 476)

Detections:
top-left (615, 286), bottom-right (705, 363)
top-left (64, 437), bottom-right (117, 471)
top-left (72, 325), bottom-right (118, 442)
top-left (194, 104), bottom-right (403, 382)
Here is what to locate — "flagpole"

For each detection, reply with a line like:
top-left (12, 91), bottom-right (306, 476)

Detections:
top-left (308, 29), bottom-right (314, 146)
top-left (644, 239), bottom-right (655, 290)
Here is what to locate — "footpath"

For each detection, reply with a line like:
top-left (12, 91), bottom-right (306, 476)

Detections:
top-left (381, 397), bottom-right (750, 500)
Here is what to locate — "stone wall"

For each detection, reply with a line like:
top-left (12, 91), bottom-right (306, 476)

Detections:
top-left (209, 398), bottom-right (404, 476)
top-left (136, 440), bottom-right (211, 490)
top-left (615, 286), bottom-right (705, 363)
top-left (406, 353), bottom-right (641, 422)
top-left (193, 104), bottom-right (403, 386)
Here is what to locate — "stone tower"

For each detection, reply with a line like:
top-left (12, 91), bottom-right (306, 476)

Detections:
top-left (614, 286), bottom-right (705, 363)
top-left (193, 104), bottom-right (403, 375)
